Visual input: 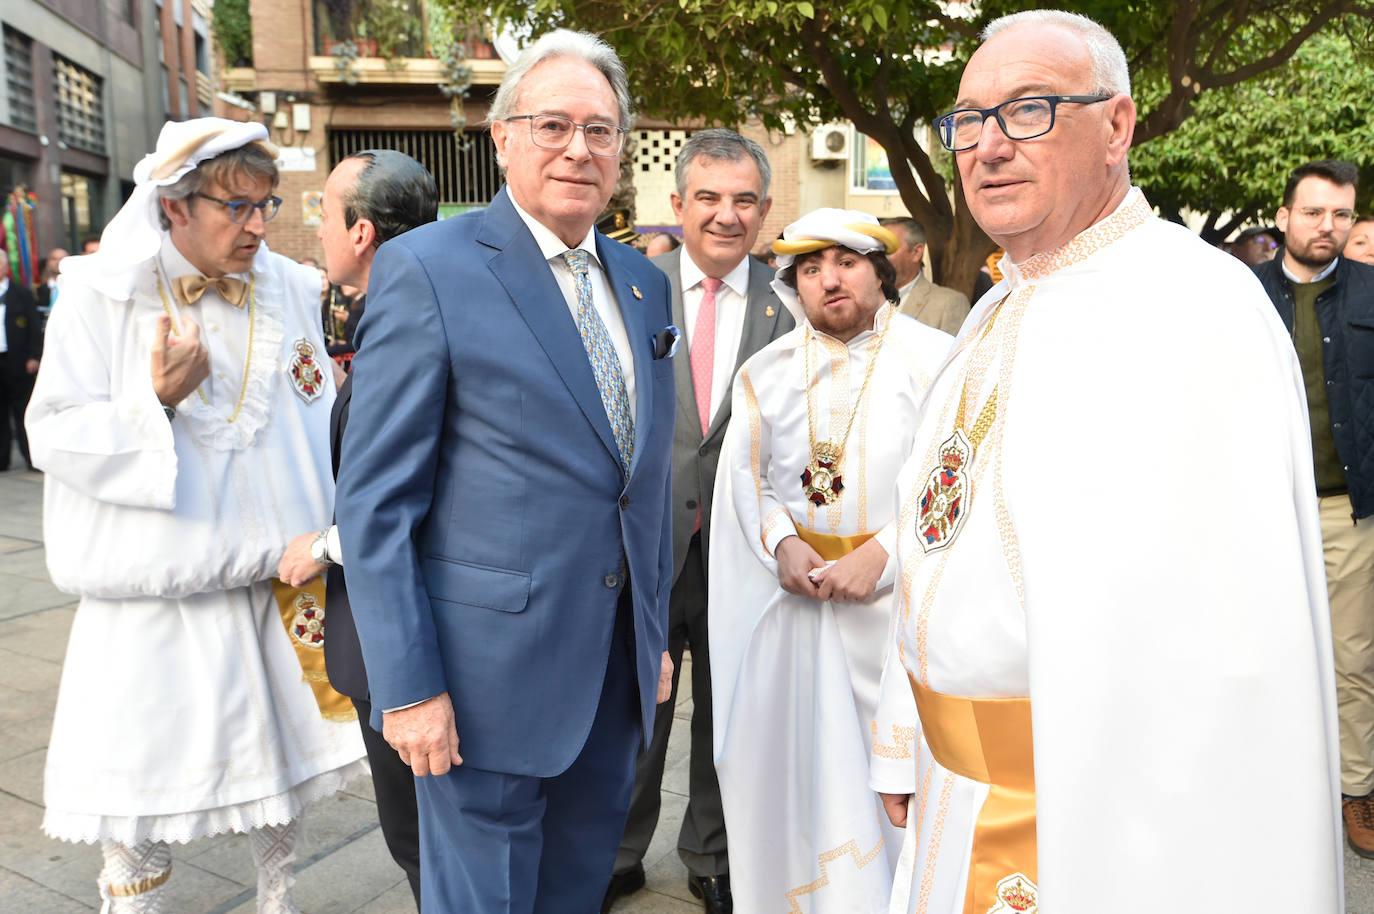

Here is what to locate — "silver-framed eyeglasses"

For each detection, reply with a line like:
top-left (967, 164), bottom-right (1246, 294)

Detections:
top-left (193, 191), bottom-right (283, 224)
top-left (936, 94), bottom-right (1113, 152)
top-left (504, 114), bottom-right (627, 156)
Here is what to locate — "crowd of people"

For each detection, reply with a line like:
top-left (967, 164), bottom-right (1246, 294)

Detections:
top-left (8, 7), bottom-right (1370, 914)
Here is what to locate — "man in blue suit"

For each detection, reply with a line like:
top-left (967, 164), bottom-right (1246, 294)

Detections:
top-left (336, 29), bottom-right (677, 913)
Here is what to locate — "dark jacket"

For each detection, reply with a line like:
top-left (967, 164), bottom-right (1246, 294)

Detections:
top-left (323, 372), bottom-right (368, 699)
top-left (2, 280), bottom-right (42, 368)
top-left (1255, 250), bottom-right (1374, 517)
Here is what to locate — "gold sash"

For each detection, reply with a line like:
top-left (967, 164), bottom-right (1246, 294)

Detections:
top-left (271, 577), bottom-right (357, 722)
top-left (908, 674), bottom-right (1036, 914)
top-left (794, 526), bottom-right (874, 561)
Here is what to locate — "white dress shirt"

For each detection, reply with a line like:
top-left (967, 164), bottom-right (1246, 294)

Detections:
top-left (510, 197), bottom-right (636, 423)
top-left (681, 250), bottom-right (749, 424)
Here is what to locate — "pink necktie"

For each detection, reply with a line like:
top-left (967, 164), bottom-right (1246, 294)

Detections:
top-left (692, 277), bottom-right (722, 436)
top-left (691, 277), bottom-right (722, 534)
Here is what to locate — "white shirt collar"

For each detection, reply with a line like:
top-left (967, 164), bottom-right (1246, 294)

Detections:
top-left (0, 278), bottom-right (8, 298)
top-left (509, 194), bottom-right (601, 268)
top-left (680, 248), bottom-right (750, 297)
top-left (897, 273), bottom-right (922, 300)
top-left (1282, 256), bottom-right (1339, 285)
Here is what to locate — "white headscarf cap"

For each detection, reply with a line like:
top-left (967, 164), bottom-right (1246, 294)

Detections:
top-left (768, 208), bottom-right (899, 323)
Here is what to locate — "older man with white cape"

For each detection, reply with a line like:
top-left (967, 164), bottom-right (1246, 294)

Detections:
top-left (871, 10), bottom-right (1341, 914)
top-left (709, 209), bottom-right (952, 913)
top-left (27, 118), bottom-right (366, 913)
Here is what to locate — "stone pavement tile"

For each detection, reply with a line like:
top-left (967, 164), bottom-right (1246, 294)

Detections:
top-left (621, 887), bottom-right (702, 913)
top-left (0, 606), bottom-right (77, 663)
top-left (0, 534), bottom-right (38, 555)
top-left (638, 790), bottom-right (688, 877)
top-left (0, 866), bottom-right (93, 912)
top-left (1350, 845), bottom-right (1374, 914)
top-left (0, 679), bottom-right (56, 729)
top-left (0, 746), bottom-right (45, 806)
top-left (222, 826), bottom-right (408, 914)
top-left (0, 644), bottom-right (64, 693)
top-left (0, 709), bottom-right (53, 763)
top-left (187, 786), bottom-right (382, 887)
top-left (350, 879), bottom-right (418, 914)
top-left (0, 574), bottom-right (72, 621)
top-left (644, 849), bottom-right (693, 905)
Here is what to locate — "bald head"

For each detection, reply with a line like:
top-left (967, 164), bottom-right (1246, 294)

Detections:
top-left (954, 13), bottom-right (1136, 262)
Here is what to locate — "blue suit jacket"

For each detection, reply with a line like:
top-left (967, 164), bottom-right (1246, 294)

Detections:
top-left (336, 188), bottom-right (676, 777)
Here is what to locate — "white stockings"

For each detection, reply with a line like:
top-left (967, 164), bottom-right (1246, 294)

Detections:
top-left (96, 819), bottom-right (301, 914)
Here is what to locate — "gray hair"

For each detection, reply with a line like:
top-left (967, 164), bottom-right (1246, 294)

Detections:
top-left (982, 10), bottom-right (1131, 97)
top-left (488, 29), bottom-right (632, 129)
top-left (156, 142), bottom-right (279, 230)
top-left (674, 128), bottom-right (772, 199)
top-left (886, 217), bottom-right (926, 247)
top-left (341, 149), bottom-right (439, 246)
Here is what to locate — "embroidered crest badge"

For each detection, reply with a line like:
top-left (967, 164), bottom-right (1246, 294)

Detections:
top-left (986, 872), bottom-right (1037, 914)
top-left (801, 442), bottom-right (845, 506)
top-left (287, 338), bottom-right (325, 403)
top-left (916, 429), bottom-right (972, 553)
top-left (290, 591), bottom-right (326, 649)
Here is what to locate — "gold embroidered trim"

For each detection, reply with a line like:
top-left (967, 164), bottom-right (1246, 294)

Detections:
top-left (106, 865), bottom-right (172, 897)
top-left (871, 721), bottom-right (917, 760)
top-left (916, 769), bottom-right (956, 914)
top-left (1014, 190), bottom-right (1152, 281)
top-left (784, 836), bottom-right (886, 914)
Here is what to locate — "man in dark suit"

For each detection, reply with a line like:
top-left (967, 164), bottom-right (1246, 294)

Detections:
top-left (34, 247), bottom-right (66, 332)
top-left (277, 148), bottom-right (438, 908)
top-left (606, 128), bottom-right (792, 914)
top-left (1, 256), bottom-right (41, 471)
top-left (335, 29), bottom-right (677, 913)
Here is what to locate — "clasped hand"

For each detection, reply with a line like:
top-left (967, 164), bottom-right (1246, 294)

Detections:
top-left (150, 314), bottom-right (210, 407)
top-left (774, 535), bottom-right (888, 603)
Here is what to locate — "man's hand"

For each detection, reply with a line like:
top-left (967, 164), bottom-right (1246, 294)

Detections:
top-left (813, 537), bottom-right (888, 603)
top-left (383, 692), bottom-right (463, 777)
top-left (657, 651), bottom-right (673, 703)
top-left (879, 791), bottom-right (911, 828)
top-left (775, 535), bottom-right (825, 597)
top-left (24, 358), bottom-right (38, 375)
top-left (277, 531), bottom-right (328, 587)
top-left (330, 359), bottom-right (347, 389)
top-left (150, 314), bottom-right (210, 406)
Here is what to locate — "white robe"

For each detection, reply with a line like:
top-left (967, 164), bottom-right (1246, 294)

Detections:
top-left (711, 304), bottom-right (952, 913)
top-left (28, 236), bottom-right (367, 846)
top-left (872, 188), bottom-right (1343, 913)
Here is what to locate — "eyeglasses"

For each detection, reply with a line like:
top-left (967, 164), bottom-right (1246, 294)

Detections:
top-left (1292, 207), bottom-right (1356, 228)
top-left (504, 114), bottom-right (627, 157)
top-left (193, 191), bottom-right (283, 224)
top-left (935, 94), bottom-right (1113, 152)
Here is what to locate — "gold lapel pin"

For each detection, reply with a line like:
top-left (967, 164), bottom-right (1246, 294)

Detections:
top-left (631, 285), bottom-right (643, 300)
top-left (765, 305), bottom-right (776, 317)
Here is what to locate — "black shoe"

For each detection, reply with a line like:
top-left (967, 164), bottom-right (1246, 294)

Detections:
top-left (687, 873), bottom-right (732, 914)
top-left (602, 864), bottom-right (646, 913)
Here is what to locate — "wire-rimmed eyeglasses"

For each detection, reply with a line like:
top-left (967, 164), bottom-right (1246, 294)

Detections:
top-left (193, 191), bottom-right (283, 224)
top-left (504, 114), bottom-right (627, 157)
top-left (935, 94), bottom-right (1113, 152)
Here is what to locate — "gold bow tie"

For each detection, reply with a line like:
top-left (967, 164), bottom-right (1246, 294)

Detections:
top-left (173, 273), bottom-right (248, 307)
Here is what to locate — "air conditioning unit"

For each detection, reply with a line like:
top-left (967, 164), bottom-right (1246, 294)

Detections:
top-left (811, 124), bottom-right (850, 162)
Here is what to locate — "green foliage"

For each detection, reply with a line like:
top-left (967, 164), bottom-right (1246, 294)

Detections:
top-left (1132, 30), bottom-right (1374, 240)
top-left (212, 0), bottom-right (253, 68)
top-left (431, 0), bottom-right (1374, 291)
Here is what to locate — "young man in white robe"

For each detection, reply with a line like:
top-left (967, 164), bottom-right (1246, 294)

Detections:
top-left (26, 118), bottom-right (366, 914)
top-left (871, 10), bottom-right (1342, 913)
top-left (709, 208), bottom-right (952, 913)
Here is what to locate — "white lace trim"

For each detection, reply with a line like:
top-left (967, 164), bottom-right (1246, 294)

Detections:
top-left (42, 759), bottom-right (369, 847)
top-left (178, 268), bottom-right (286, 452)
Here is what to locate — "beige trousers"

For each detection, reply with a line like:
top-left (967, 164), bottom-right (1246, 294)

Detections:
top-left (1321, 494), bottom-right (1374, 795)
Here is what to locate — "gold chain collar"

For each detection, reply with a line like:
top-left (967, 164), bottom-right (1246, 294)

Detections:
top-left (154, 266), bottom-right (257, 423)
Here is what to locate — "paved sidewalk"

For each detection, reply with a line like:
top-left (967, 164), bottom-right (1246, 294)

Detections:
top-left (1, 463), bottom-right (1373, 912)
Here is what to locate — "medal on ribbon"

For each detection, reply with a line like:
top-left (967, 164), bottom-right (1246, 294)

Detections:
top-left (801, 319), bottom-right (891, 506)
top-left (288, 338), bottom-right (326, 403)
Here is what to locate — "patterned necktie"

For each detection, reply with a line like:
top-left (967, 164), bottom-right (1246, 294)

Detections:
top-left (691, 277), bottom-right (722, 436)
top-left (562, 249), bottom-right (635, 472)
top-left (173, 273), bottom-right (248, 307)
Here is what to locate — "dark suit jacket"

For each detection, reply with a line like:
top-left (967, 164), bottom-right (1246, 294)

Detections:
top-left (2, 281), bottom-right (42, 369)
top-left (653, 248), bottom-right (792, 584)
top-left (323, 373), bottom-right (368, 699)
top-left (336, 187), bottom-right (677, 777)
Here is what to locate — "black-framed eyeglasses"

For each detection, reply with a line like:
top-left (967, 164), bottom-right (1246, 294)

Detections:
top-left (935, 94), bottom-right (1113, 152)
top-left (504, 114), bottom-right (627, 157)
top-left (193, 191), bottom-right (283, 224)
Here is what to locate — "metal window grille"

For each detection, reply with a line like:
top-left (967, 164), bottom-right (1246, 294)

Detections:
top-left (329, 129), bottom-right (503, 206)
top-left (4, 27), bottom-right (36, 133)
top-left (53, 55), bottom-right (105, 153)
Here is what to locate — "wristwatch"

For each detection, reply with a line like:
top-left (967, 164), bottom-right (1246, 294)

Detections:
top-left (310, 529), bottom-right (333, 566)
top-left (162, 404), bottom-right (176, 421)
